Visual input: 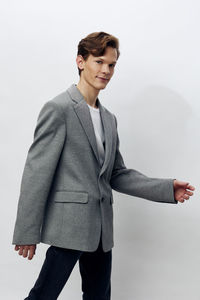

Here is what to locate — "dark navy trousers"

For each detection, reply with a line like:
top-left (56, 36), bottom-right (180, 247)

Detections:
top-left (24, 236), bottom-right (112, 300)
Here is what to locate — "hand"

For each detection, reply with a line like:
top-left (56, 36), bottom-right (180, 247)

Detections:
top-left (173, 180), bottom-right (195, 203)
top-left (14, 244), bottom-right (36, 260)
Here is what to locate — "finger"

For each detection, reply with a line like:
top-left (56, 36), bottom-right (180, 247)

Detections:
top-left (183, 194), bottom-right (190, 200)
top-left (186, 184), bottom-right (195, 191)
top-left (28, 247), bottom-right (36, 260)
top-left (18, 246), bottom-right (24, 256)
top-left (23, 246), bottom-right (29, 258)
top-left (185, 190), bottom-right (194, 196)
top-left (178, 197), bottom-right (185, 203)
top-left (15, 245), bottom-right (20, 251)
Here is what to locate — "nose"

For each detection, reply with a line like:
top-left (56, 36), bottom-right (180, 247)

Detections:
top-left (101, 64), bottom-right (110, 74)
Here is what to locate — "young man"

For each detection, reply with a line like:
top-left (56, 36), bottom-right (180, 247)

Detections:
top-left (12, 32), bottom-right (195, 300)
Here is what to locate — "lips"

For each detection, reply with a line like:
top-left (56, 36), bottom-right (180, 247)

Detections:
top-left (97, 76), bottom-right (109, 81)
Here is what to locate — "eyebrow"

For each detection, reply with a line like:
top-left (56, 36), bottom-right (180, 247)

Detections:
top-left (97, 58), bottom-right (117, 64)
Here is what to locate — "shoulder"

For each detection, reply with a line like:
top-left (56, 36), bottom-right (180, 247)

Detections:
top-left (49, 90), bottom-right (73, 110)
top-left (38, 89), bottom-right (74, 120)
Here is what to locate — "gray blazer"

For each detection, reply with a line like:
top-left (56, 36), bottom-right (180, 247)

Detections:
top-left (12, 84), bottom-right (177, 252)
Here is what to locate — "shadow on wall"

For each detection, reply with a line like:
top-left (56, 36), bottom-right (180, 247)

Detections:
top-left (113, 85), bottom-right (199, 300)
top-left (122, 85), bottom-right (195, 173)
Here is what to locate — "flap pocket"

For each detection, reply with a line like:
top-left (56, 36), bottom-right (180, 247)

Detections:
top-left (54, 191), bottom-right (88, 204)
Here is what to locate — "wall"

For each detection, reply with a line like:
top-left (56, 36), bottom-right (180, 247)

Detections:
top-left (1, 0), bottom-right (199, 299)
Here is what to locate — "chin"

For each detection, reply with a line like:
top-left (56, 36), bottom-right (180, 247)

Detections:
top-left (96, 82), bottom-right (109, 90)
top-left (100, 85), bottom-right (107, 90)
top-left (97, 85), bottom-right (107, 91)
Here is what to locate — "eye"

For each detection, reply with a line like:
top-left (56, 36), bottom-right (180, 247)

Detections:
top-left (109, 64), bottom-right (115, 68)
top-left (96, 60), bottom-right (103, 64)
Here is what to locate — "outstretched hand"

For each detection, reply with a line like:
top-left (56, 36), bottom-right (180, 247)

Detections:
top-left (173, 180), bottom-right (195, 203)
top-left (14, 244), bottom-right (36, 260)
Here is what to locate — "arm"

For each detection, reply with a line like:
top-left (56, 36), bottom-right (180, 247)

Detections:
top-left (110, 115), bottom-right (177, 204)
top-left (12, 101), bottom-right (66, 247)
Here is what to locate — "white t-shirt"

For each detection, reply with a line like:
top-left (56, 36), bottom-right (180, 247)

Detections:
top-left (87, 103), bottom-right (105, 167)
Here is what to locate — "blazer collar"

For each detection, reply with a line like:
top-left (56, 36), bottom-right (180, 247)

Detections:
top-left (67, 83), bottom-right (105, 111)
top-left (67, 83), bottom-right (112, 176)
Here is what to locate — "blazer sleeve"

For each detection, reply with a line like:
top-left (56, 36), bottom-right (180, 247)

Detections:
top-left (110, 115), bottom-right (177, 204)
top-left (12, 101), bottom-right (66, 245)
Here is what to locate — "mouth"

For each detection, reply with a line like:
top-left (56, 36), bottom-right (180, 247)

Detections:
top-left (96, 76), bottom-right (109, 82)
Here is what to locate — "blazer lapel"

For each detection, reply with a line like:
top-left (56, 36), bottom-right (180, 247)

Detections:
top-left (74, 101), bottom-right (100, 165)
top-left (67, 84), bottom-right (113, 175)
top-left (98, 101), bottom-right (113, 176)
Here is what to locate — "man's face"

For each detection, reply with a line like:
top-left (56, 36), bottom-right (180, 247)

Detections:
top-left (77, 46), bottom-right (117, 91)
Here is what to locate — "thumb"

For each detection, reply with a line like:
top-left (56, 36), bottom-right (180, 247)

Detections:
top-left (174, 180), bottom-right (189, 188)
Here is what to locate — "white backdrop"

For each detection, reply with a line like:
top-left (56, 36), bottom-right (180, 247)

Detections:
top-left (1, 0), bottom-right (200, 299)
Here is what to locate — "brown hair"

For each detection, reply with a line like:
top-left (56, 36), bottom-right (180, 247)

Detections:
top-left (77, 31), bottom-right (120, 76)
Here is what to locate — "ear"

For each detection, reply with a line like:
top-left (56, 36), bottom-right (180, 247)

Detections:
top-left (76, 55), bottom-right (85, 71)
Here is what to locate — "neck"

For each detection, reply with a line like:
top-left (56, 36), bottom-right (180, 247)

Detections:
top-left (76, 79), bottom-right (100, 108)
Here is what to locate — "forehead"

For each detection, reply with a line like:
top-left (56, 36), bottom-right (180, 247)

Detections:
top-left (90, 47), bottom-right (117, 62)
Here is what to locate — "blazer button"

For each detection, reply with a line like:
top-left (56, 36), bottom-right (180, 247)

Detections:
top-left (101, 197), bottom-right (104, 202)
